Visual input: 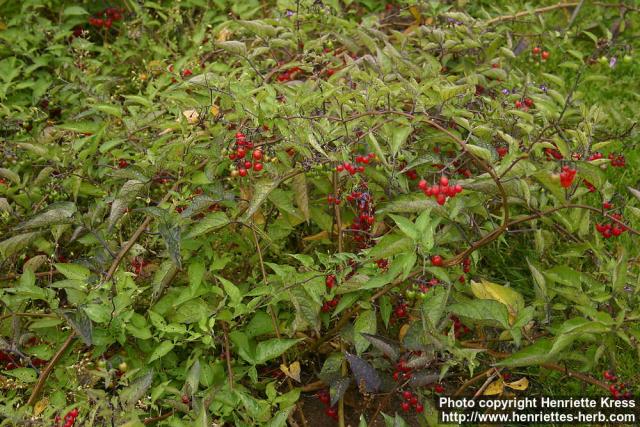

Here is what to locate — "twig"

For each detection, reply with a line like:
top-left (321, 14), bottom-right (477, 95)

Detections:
top-left (0, 312), bottom-right (56, 323)
top-left (221, 321), bottom-right (234, 390)
top-left (453, 368), bottom-right (496, 397)
top-left (27, 333), bottom-right (76, 406)
top-left (143, 411), bottom-right (175, 425)
top-left (485, 2), bottom-right (580, 25)
top-left (473, 368), bottom-right (500, 399)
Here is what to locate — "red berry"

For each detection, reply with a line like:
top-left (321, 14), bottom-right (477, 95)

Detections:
top-left (434, 384), bottom-right (445, 393)
top-left (238, 168), bottom-right (247, 177)
top-left (401, 402), bottom-right (411, 412)
top-left (253, 162), bottom-right (263, 172)
top-left (541, 51), bottom-right (550, 60)
top-left (252, 150), bottom-right (263, 160)
top-left (182, 69), bottom-right (193, 78)
top-left (515, 100), bottom-right (522, 108)
top-left (325, 407), bottom-right (338, 418)
top-left (336, 164), bottom-right (344, 172)
top-left (418, 179), bottom-right (427, 190)
top-left (244, 161), bottom-right (252, 169)
top-left (439, 176), bottom-right (449, 186)
top-left (393, 371), bottom-right (401, 381)
top-left (402, 390), bottom-right (413, 400)
top-left (118, 159), bottom-right (128, 168)
top-left (415, 403), bottom-right (424, 413)
top-left (524, 98), bottom-right (534, 107)
top-left (436, 193), bottom-right (446, 205)
top-left (431, 255), bottom-right (443, 266)
top-left (182, 395), bottom-right (190, 404)
top-left (532, 47), bottom-right (541, 55)
top-left (236, 148), bottom-right (246, 158)
top-left (327, 68), bottom-right (335, 76)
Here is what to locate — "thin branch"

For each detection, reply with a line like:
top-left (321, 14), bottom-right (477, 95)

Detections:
top-left (485, 2), bottom-right (580, 25)
top-left (221, 321), bottom-right (234, 390)
top-left (27, 333), bottom-right (76, 406)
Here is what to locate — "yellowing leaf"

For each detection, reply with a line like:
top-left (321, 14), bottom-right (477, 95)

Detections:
top-left (470, 279), bottom-right (524, 324)
top-left (33, 398), bottom-right (48, 416)
top-left (209, 105), bottom-right (220, 116)
top-left (303, 230), bottom-right (329, 241)
top-left (217, 28), bottom-right (232, 42)
top-left (483, 379), bottom-right (504, 395)
top-left (182, 109), bottom-right (200, 124)
top-left (409, 6), bottom-right (421, 22)
top-left (505, 377), bottom-right (529, 390)
top-left (398, 323), bottom-right (410, 342)
top-left (280, 361), bottom-right (301, 382)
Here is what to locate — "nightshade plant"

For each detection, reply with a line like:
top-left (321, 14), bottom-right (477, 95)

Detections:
top-left (0, 0), bottom-right (639, 426)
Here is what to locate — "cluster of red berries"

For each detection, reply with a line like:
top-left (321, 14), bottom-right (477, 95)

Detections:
top-left (450, 315), bottom-right (470, 338)
top-left (336, 155), bottom-right (373, 175)
top-left (315, 390), bottom-right (338, 420)
top-left (545, 147), bottom-right (563, 160)
top-left (130, 257), bottom-right (149, 275)
top-left (462, 257), bottom-right (471, 273)
top-left (496, 146), bottom-right (508, 159)
top-left (325, 274), bottom-right (337, 290)
top-left (604, 371), bottom-right (633, 399)
top-left (399, 390), bottom-right (424, 413)
top-left (326, 194), bottom-right (341, 205)
top-left (277, 66), bottom-right (303, 83)
top-left (228, 132), bottom-right (264, 177)
top-left (88, 7), bottom-right (123, 29)
top-left (54, 408), bottom-right (79, 427)
top-left (559, 165), bottom-right (577, 188)
top-left (405, 169), bottom-right (418, 180)
top-left (418, 176), bottom-right (463, 206)
top-left (532, 47), bottom-right (550, 60)
top-left (321, 296), bottom-right (340, 313)
top-left (587, 152), bottom-right (625, 167)
top-left (595, 213), bottom-right (627, 238)
top-left (348, 187), bottom-right (376, 249)
top-left (375, 259), bottom-right (388, 269)
top-left (392, 359), bottom-right (414, 382)
top-left (0, 351), bottom-right (18, 370)
top-left (608, 153), bottom-right (626, 167)
top-left (394, 302), bottom-right (409, 319)
top-left (514, 98), bottom-right (534, 110)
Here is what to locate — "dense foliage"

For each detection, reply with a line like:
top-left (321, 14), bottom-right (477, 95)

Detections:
top-left (1, 1), bottom-right (639, 426)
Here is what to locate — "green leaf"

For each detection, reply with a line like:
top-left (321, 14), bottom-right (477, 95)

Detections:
top-left (217, 275), bottom-right (242, 306)
top-left (497, 339), bottom-right (553, 367)
top-left (389, 124), bottom-right (412, 157)
top-left (389, 214), bottom-right (418, 241)
top-left (185, 212), bottom-right (229, 239)
top-left (254, 338), bottom-right (301, 365)
top-left (14, 202), bottom-right (77, 230)
top-left (108, 180), bottom-right (145, 231)
top-left (63, 6), bottom-right (89, 15)
top-left (0, 232), bottom-right (40, 261)
top-left (148, 341), bottom-right (175, 363)
top-left (464, 144), bottom-right (492, 161)
top-left (354, 310), bottom-right (377, 355)
top-left (240, 178), bottom-right (282, 223)
top-left (449, 299), bottom-right (510, 329)
top-left (291, 174), bottom-right (310, 222)
top-left (54, 263), bottom-right (90, 280)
